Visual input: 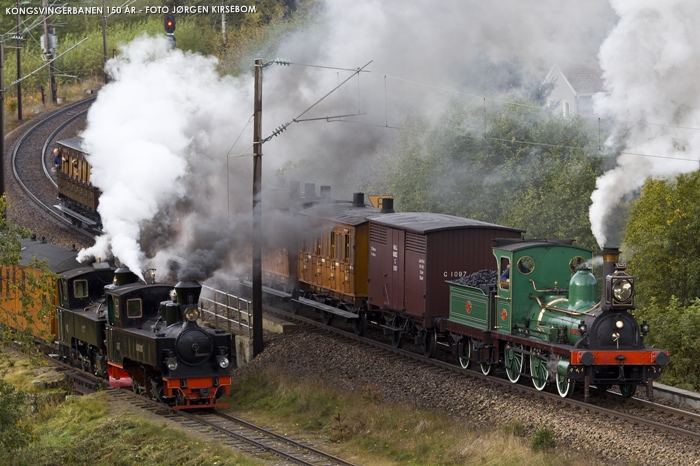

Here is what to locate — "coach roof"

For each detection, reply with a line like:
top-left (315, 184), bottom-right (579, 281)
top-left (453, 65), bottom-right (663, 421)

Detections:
top-left (300, 202), bottom-right (381, 226)
top-left (367, 212), bottom-right (524, 234)
top-left (19, 238), bottom-right (81, 273)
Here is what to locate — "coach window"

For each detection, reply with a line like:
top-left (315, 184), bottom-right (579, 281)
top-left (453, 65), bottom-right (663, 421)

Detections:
top-left (330, 232), bottom-right (336, 259)
top-left (126, 299), bottom-right (143, 319)
top-left (73, 279), bottom-right (88, 298)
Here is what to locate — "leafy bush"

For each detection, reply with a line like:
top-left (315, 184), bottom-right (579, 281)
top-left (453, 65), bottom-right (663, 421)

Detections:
top-left (504, 419), bottom-right (525, 437)
top-left (641, 297), bottom-right (700, 391)
top-left (530, 426), bottom-right (555, 452)
top-left (0, 379), bottom-right (34, 451)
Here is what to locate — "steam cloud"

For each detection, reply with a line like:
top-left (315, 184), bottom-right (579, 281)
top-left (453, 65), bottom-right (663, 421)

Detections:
top-left (78, 1), bottom-right (616, 281)
top-left (590, 0), bottom-right (700, 247)
top-left (77, 35), bottom-right (253, 279)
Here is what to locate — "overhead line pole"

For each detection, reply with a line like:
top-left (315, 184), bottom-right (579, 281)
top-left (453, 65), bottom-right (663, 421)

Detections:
top-left (1, 39), bottom-right (5, 196)
top-left (252, 58), bottom-right (263, 356)
top-left (16, 0), bottom-right (22, 120)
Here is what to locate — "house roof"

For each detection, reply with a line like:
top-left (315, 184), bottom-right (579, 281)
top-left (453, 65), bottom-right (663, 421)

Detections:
top-left (547, 63), bottom-right (604, 95)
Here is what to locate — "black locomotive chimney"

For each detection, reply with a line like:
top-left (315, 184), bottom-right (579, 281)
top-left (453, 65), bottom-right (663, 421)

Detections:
top-left (352, 192), bottom-right (365, 207)
top-left (380, 198), bottom-right (395, 213)
top-left (114, 266), bottom-right (139, 286)
top-left (601, 246), bottom-right (620, 307)
top-left (320, 185), bottom-right (331, 202)
top-left (174, 281), bottom-right (202, 307)
top-left (304, 183), bottom-right (316, 198)
top-left (289, 180), bottom-right (300, 198)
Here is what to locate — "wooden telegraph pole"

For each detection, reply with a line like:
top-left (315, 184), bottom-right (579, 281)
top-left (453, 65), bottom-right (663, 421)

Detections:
top-left (252, 58), bottom-right (263, 356)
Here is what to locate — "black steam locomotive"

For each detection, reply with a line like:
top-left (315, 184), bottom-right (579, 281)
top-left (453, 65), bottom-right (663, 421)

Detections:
top-left (56, 263), bottom-right (232, 408)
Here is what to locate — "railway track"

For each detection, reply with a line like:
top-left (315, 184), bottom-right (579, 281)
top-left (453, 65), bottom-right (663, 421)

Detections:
top-left (263, 301), bottom-right (700, 445)
top-left (11, 98), bottom-right (96, 243)
top-left (43, 351), bottom-right (356, 465)
top-left (107, 385), bottom-right (357, 466)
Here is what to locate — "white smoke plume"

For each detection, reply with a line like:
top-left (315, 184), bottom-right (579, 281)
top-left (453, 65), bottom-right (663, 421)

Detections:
top-left (590, 0), bottom-right (700, 247)
top-left (77, 35), bottom-right (253, 279)
top-left (78, 1), bottom-right (616, 281)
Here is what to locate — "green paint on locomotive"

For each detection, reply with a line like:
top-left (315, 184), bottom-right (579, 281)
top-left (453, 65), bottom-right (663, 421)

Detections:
top-left (448, 241), bottom-right (595, 341)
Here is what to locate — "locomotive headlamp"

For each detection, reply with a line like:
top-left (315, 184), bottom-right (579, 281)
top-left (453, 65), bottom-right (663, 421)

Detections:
top-left (641, 321), bottom-right (650, 336)
top-left (615, 320), bottom-right (624, 329)
top-left (217, 355), bottom-right (230, 369)
top-left (166, 357), bottom-right (178, 371)
top-left (578, 320), bottom-right (587, 335)
top-left (606, 268), bottom-right (635, 310)
top-left (613, 279), bottom-right (633, 301)
top-left (184, 307), bottom-right (200, 322)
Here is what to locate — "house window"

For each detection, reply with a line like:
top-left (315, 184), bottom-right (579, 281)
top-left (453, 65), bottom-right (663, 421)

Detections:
top-left (563, 101), bottom-right (570, 116)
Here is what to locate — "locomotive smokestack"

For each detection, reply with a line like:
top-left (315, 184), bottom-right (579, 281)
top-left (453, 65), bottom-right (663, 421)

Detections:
top-left (601, 246), bottom-right (620, 307)
top-left (352, 192), bottom-right (365, 207)
top-left (114, 266), bottom-right (139, 286)
top-left (289, 180), bottom-right (300, 198)
top-left (380, 198), bottom-right (395, 213)
top-left (320, 185), bottom-right (331, 202)
top-left (304, 183), bottom-right (316, 198)
top-left (174, 281), bottom-right (202, 307)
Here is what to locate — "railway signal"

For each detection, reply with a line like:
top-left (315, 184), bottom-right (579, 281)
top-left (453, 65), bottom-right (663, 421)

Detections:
top-left (164, 14), bottom-right (176, 49)
top-left (164, 14), bottom-right (176, 34)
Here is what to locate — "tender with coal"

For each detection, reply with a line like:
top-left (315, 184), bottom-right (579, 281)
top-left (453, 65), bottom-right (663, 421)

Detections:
top-left (454, 269), bottom-right (497, 287)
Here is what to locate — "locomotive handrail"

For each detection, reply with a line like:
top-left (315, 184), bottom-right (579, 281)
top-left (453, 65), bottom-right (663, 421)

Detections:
top-left (530, 294), bottom-right (599, 317)
top-left (199, 285), bottom-right (253, 338)
top-left (528, 279), bottom-right (568, 295)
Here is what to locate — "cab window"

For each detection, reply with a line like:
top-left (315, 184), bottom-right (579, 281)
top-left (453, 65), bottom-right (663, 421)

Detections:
top-left (499, 257), bottom-right (511, 290)
top-left (114, 297), bottom-right (120, 319)
top-left (74, 279), bottom-right (88, 298)
top-left (126, 299), bottom-right (143, 319)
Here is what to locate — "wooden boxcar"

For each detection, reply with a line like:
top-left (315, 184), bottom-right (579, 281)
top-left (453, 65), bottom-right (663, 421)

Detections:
top-left (366, 213), bottom-right (523, 329)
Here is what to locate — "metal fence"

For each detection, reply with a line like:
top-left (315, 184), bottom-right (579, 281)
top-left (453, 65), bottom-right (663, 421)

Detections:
top-left (199, 285), bottom-right (252, 338)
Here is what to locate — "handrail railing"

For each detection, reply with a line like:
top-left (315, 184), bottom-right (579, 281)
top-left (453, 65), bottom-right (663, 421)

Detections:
top-left (199, 285), bottom-right (253, 338)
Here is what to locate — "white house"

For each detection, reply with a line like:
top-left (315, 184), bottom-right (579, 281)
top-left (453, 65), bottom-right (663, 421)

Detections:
top-left (544, 63), bottom-right (604, 117)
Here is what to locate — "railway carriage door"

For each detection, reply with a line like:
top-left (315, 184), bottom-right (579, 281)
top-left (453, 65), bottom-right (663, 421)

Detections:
top-left (390, 229), bottom-right (405, 310)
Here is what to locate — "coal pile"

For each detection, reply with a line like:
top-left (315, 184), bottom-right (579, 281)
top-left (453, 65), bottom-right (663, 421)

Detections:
top-left (454, 269), bottom-right (497, 287)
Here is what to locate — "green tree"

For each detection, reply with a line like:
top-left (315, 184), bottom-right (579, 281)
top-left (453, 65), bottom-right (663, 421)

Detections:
top-left (624, 173), bottom-right (700, 310)
top-left (369, 98), bottom-right (603, 249)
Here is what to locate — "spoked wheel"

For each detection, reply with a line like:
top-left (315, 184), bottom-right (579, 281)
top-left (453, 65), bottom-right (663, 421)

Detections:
top-left (619, 383), bottom-right (638, 398)
top-left (505, 343), bottom-right (524, 383)
top-left (457, 338), bottom-right (471, 369)
top-left (481, 361), bottom-right (492, 375)
top-left (530, 351), bottom-right (548, 391)
top-left (150, 379), bottom-right (165, 402)
top-left (390, 330), bottom-right (402, 348)
top-left (353, 312), bottom-right (367, 336)
top-left (322, 311), bottom-right (334, 326)
top-left (556, 372), bottom-right (574, 398)
top-left (423, 330), bottom-right (437, 358)
top-left (592, 384), bottom-right (611, 394)
top-left (391, 317), bottom-right (404, 348)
